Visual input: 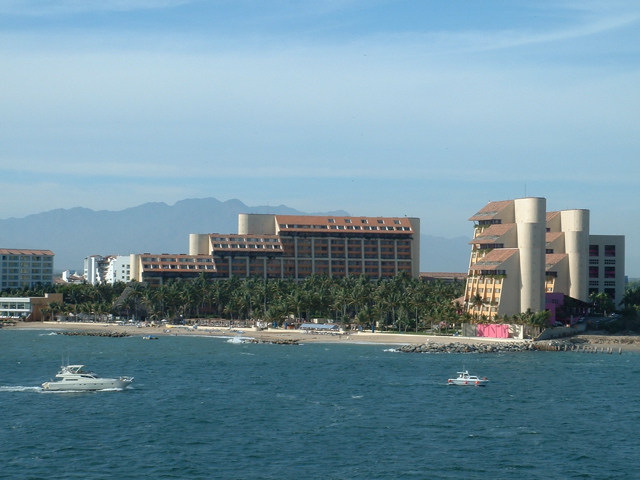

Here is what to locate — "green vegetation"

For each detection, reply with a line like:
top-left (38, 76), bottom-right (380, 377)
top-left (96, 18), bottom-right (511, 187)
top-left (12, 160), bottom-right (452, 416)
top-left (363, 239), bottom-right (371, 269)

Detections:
top-left (2, 274), bottom-right (466, 332)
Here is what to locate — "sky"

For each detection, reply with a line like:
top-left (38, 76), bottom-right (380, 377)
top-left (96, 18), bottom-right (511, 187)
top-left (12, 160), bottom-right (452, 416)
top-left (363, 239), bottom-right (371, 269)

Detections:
top-left (1, 0), bottom-right (639, 275)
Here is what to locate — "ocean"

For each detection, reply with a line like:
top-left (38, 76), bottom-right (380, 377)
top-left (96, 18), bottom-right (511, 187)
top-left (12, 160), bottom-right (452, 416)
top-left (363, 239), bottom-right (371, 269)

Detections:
top-left (1, 329), bottom-right (639, 480)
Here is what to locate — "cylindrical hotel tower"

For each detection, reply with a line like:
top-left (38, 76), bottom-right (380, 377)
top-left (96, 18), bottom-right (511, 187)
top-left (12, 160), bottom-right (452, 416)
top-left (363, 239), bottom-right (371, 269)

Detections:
top-left (514, 197), bottom-right (546, 313)
top-left (560, 209), bottom-right (589, 302)
top-left (238, 214), bottom-right (277, 235)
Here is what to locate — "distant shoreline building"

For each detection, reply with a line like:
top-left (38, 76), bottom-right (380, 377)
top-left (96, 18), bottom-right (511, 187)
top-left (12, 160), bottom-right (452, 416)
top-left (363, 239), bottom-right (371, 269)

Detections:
top-left (0, 293), bottom-right (63, 321)
top-left (0, 248), bottom-right (55, 290)
top-left (191, 214), bottom-right (420, 280)
top-left (84, 255), bottom-right (131, 285)
top-left (463, 198), bottom-right (625, 320)
top-left (130, 214), bottom-right (420, 285)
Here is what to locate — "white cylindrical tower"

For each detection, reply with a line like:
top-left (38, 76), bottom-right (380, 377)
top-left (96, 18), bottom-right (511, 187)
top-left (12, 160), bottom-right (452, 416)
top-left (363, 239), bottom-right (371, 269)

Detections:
top-left (560, 209), bottom-right (589, 302)
top-left (189, 233), bottom-right (210, 255)
top-left (408, 217), bottom-right (420, 278)
top-left (238, 214), bottom-right (277, 235)
top-left (514, 198), bottom-right (546, 313)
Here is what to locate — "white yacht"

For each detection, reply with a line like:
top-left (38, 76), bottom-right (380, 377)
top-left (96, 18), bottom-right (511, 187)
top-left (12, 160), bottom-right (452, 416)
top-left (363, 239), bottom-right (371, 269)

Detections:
top-left (447, 371), bottom-right (488, 386)
top-left (42, 365), bottom-right (134, 391)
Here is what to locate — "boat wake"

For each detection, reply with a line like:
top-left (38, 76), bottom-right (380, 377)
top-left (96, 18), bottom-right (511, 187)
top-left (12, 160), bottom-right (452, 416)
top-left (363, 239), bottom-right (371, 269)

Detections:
top-left (226, 336), bottom-right (254, 344)
top-left (0, 385), bottom-right (42, 393)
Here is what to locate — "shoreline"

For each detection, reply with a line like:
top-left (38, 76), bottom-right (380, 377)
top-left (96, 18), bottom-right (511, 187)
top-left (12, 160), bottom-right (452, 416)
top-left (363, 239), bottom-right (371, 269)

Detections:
top-left (5, 321), bottom-right (640, 352)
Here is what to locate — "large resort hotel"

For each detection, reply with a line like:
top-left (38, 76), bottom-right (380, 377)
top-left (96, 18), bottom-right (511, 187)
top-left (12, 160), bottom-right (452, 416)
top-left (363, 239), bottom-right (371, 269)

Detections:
top-left (463, 198), bottom-right (625, 320)
top-left (130, 214), bottom-right (420, 285)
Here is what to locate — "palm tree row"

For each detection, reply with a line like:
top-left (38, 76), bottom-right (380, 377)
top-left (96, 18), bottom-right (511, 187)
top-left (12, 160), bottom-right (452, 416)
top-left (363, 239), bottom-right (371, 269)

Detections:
top-left (5, 273), bottom-right (573, 330)
top-left (6, 274), bottom-right (466, 332)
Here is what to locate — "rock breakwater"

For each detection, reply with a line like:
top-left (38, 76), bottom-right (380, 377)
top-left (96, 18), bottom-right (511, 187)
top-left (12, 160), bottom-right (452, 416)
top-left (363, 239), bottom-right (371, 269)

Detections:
top-left (58, 331), bottom-right (131, 338)
top-left (397, 341), bottom-right (536, 354)
top-left (397, 339), bottom-right (624, 354)
top-left (246, 338), bottom-right (299, 345)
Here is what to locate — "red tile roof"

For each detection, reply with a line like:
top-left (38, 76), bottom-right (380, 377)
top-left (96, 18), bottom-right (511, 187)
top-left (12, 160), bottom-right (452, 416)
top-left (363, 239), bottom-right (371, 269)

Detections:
top-left (0, 248), bottom-right (54, 255)
top-left (274, 215), bottom-right (414, 235)
top-left (420, 272), bottom-right (468, 279)
top-left (209, 234), bottom-right (284, 253)
top-left (138, 254), bottom-right (217, 273)
top-left (545, 253), bottom-right (568, 268)
top-left (546, 232), bottom-right (564, 242)
top-left (469, 248), bottom-right (518, 270)
top-left (468, 200), bottom-right (513, 221)
top-left (470, 224), bottom-right (514, 244)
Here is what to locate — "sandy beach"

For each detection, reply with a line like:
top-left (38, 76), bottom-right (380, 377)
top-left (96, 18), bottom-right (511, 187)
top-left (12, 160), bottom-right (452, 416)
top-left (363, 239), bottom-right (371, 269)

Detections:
top-left (5, 320), bottom-right (640, 352)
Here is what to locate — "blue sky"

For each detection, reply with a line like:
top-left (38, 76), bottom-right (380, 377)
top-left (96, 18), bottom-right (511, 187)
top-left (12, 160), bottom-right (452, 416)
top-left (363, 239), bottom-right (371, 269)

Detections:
top-left (1, 1), bottom-right (639, 274)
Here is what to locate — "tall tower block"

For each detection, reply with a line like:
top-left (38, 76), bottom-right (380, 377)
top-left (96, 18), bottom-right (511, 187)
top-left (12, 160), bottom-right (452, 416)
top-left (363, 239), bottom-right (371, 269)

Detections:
top-left (514, 197), bottom-right (546, 313)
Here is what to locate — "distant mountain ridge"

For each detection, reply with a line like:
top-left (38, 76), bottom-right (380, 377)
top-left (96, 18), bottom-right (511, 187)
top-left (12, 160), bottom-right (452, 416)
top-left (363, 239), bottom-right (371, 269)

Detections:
top-left (0, 198), bottom-right (471, 274)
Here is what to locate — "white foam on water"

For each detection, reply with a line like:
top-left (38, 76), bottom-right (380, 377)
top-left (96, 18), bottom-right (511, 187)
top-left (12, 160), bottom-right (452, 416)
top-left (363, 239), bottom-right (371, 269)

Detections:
top-left (0, 386), bottom-right (42, 393)
top-left (226, 336), bottom-right (254, 344)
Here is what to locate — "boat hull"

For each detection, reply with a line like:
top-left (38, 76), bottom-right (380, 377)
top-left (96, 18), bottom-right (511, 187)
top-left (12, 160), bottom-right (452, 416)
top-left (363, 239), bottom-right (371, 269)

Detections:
top-left (448, 379), bottom-right (488, 386)
top-left (42, 378), bottom-right (133, 391)
top-left (447, 371), bottom-right (488, 386)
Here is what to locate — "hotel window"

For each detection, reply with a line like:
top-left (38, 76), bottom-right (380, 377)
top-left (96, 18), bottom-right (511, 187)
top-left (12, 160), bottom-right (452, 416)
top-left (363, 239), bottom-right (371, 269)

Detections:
top-left (328, 219), bottom-right (335, 223)
top-left (589, 245), bottom-right (599, 257)
top-left (604, 245), bottom-right (616, 257)
top-left (344, 219), bottom-right (352, 224)
top-left (361, 219), bottom-right (368, 224)
top-left (605, 266), bottom-right (615, 278)
top-left (589, 266), bottom-right (599, 278)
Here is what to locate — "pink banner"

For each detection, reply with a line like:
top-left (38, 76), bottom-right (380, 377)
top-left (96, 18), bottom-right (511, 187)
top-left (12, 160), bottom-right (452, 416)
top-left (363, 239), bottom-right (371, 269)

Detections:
top-left (477, 324), bottom-right (509, 338)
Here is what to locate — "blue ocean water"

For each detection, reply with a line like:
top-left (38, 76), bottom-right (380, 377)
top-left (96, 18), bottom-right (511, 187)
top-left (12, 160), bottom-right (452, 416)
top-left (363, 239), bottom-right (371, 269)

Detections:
top-left (1, 329), bottom-right (639, 480)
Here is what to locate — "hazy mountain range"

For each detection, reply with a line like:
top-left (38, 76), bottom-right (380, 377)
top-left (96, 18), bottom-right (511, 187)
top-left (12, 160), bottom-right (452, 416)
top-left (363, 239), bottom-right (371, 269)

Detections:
top-left (0, 198), bottom-right (470, 275)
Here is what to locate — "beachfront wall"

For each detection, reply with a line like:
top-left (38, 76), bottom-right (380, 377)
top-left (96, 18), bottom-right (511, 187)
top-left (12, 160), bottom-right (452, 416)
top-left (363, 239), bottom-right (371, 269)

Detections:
top-left (477, 324), bottom-right (509, 338)
top-left (462, 323), bottom-right (524, 340)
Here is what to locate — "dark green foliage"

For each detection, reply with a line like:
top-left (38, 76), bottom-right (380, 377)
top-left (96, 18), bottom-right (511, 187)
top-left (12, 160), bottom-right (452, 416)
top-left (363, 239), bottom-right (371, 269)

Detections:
top-left (6, 274), bottom-right (465, 331)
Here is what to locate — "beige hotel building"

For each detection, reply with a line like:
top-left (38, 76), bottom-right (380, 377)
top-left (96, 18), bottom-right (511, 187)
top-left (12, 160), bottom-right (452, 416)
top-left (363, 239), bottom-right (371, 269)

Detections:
top-left (131, 214), bottom-right (420, 285)
top-left (463, 198), bottom-right (625, 319)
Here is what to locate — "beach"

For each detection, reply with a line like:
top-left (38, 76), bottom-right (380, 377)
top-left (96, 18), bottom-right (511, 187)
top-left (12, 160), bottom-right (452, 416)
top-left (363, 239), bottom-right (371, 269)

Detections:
top-left (6, 320), bottom-right (640, 352)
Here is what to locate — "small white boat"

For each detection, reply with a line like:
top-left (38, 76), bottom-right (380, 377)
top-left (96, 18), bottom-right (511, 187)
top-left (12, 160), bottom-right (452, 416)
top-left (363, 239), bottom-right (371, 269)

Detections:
top-left (142, 335), bottom-right (158, 340)
top-left (42, 365), bottom-right (134, 391)
top-left (448, 370), bottom-right (488, 386)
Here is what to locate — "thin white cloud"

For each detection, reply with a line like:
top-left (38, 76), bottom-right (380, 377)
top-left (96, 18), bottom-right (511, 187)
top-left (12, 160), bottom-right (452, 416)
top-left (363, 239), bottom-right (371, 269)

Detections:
top-left (0, 0), bottom-right (191, 15)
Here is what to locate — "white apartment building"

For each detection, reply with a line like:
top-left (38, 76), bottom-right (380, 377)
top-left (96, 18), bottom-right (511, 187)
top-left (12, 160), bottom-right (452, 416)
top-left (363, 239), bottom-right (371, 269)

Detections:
top-left (84, 255), bottom-right (131, 285)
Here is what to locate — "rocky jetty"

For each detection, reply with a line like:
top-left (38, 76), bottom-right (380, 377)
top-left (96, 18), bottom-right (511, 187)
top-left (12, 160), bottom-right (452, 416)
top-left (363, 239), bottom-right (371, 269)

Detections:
top-left (397, 339), bottom-right (624, 354)
top-left (246, 338), bottom-right (299, 345)
top-left (58, 331), bottom-right (131, 338)
top-left (397, 341), bottom-right (536, 354)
